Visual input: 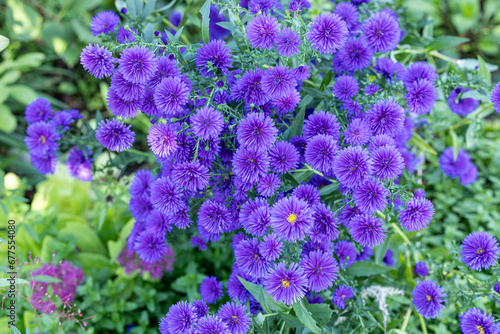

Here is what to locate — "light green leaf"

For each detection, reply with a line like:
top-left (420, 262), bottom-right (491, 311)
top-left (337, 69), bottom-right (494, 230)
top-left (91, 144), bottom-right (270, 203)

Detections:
top-left (0, 35), bottom-right (10, 52)
top-left (346, 261), bottom-right (392, 277)
top-left (449, 129), bottom-right (459, 161)
top-left (199, 0), bottom-right (212, 43)
top-left (288, 106), bottom-right (305, 139)
top-left (0, 278), bottom-right (29, 287)
top-left (126, 0), bottom-right (137, 17)
top-left (10, 326), bottom-right (22, 334)
top-left (142, 0), bottom-right (156, 18)
top-left (478, 55), bottom-right (491, 86)
top-left (426, 36), bottom-right (469, 51)
top-left (157, 0), bottom-right (176, 12)
top-left (58, 223), bottom-right (107, 255)
top-left (0, 104), bottom-right (17, 133)
top-left (6, 0), bottom-right (42, 41)
top-left (8, 85), bottom-right (38, 106)
top-left (31, 275), bottom-right (62, 283)
top-left (238, 276), bottom-right (290, 314)
top-left (292, 300), bottom-right (321, 334)
top-left (409, 133), bottom-right (437, 155)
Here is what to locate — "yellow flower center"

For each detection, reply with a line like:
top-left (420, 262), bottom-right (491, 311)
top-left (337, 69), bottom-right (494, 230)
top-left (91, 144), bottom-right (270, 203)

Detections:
top-left (476, 247), bottom-right (485, 254)
top-left (477, 325), bottom-right (485, 334)
top-left (287, 213), bottom-right (297, 223)
top-left (341, 294), bottom-right (346, 300)
top-left (426, 295), bottom-right (432, 301)
top-left (39, 135), bottom-right (46, 144)
top-left (253, 254), bottom-right (259, 262)
top-left (231, 315), bottom-right (238, 324)
top-left (281, 280), bottom-right (290, 288)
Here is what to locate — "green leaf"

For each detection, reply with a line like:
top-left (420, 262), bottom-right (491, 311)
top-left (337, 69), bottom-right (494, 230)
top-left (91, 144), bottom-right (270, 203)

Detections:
top-left (157, 0), bottom-right (176, 12)
top-left (126, 0), bottom-right (137, 17)
top-left (10, 326), bottom-right (22, 334)
top-left (237, 276), bottom-right (289, 314)
top-left (478, 55), bottom-right (491, 86)
top-left (31, 275), bottom-right (62, 283)
top-left (0, 35), bottom-right (9, 52)
top-left (142, 0), bottom-right (156, 18)
top-left (319, 70), bottom-right (333, 90)
top-left (288, 106), bottom-right (305, 139)
top-left (460, 90), bottom-right (490, 102)
top-left (199, 0), bottom-right (212, 43)
top-left (319, 183), bottom-right (339, 196)
top-left (6, 0), bottom-right (42, 41)
top-left (409, 133), bottom-right (437, 155)
top-left (465, 118), bottom-right (481, 148)
top-left (8, 85), bottom-right (38, 105)
top-left (346, 261), bottom-right (392, 277)
top-left (0, 278), bottom-right (29, 287)
top-left (449, 129), bottom-right (459, 161)
top-left (426, 36), bottom-right (469, 51)
top-left (281, 313), bottom-right (305, 328)
top-left (134, 0), bottom-right (144, 17)
top-left (0, 104), bottom-right (17, 133)
top-left (0, 237), bottom-right (6, 244)
top-left (292, 300), bottom-right (321, 334)
top-left (58, 223), bottom-right (107, 255)
top-left (306, 303), bottom-right (333, 325)
top-left (143, 23), bottom-right (154, 43)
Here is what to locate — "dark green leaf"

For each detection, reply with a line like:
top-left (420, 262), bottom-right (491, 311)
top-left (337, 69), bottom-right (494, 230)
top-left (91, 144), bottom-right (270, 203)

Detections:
top-left (157, 0), bottom-right (176, 12)
top-left (292, 300), bottom-right (321, 334)
top-left (306, 303), bottom-right (333, 325)
top-left (199, 0), bottom-right (212, 43)
top-left (346, 261), bottom-right (392, 277)
top-left (142, 0), bottom-right (156, 18)
top-left (426, 36), bottom-right (469, 51)
top-left (449, 129), bottom-right (459, 161)
top-left (31, 275), bottom-right (62, 283)
top-left (478, 55), bottom-right (491, 86)
top-left (300, 87), bottom-right (323, 99)
top-left (237, 276), bottom-right (289, 314)
top-left (319, 70), bottom-right (333, 90)
top-left (288, 106), bottom-right (305, 139)
top-left (281, 313), bottom-right (305, 328)
top-left (319, 183), bottom-right (339, 196)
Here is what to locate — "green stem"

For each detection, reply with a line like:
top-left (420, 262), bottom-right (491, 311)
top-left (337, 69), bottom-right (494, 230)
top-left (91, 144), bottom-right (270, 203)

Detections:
top-left (429, 51), bottom-right (458, 64)
top-left (419, 314), bottom-right (428, 334)
top-left (401, 306), bottom-right (413, 331)
top-left (303, 164), bottom-right (337, 183)
top-left (445, 103), bottom-right (493, 132)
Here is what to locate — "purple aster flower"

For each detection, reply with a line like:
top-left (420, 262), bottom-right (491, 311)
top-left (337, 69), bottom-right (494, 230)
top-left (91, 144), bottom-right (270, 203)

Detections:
top-left (270, 196), bottom-right (313, 242)
top-left (161, 301), bottom-right (197, 333)
top-left (116, 26), bottom-right (136, 43)
top-left (415, 261), bottom-right (429, 277)
top-left (209, 5), bottom-right (230, 40)
top-left (232, 148), bottom-right (269, 184)
top-left (369, 134), bottom-right (396, 151)
top-left (110, 71), bottom-right (145, 102)
top-left (193, 300), bottom-right (209, 318)
top-left (461, 231), bottom-right (499, 271)
top-left (307, 13), bottom-right (348, 54)
top-left (351, 0), bottom-right (370, 4)
top-left (30, 152), bottom-right (57, 175)
top-left (239, 197), bottom-right (269, 227)
top-left (332, 285), bottom-right (354, 309)
top-left (337, 38), bottom-right (373, 72)
top-left (262, 65), bottom-right (296, 97)
top-left (305, 134), bottom-right (339, 173)
top-left (147, 123), bottom-right (179, 158)
top-left (403, 62), bottom-right (437, 86)
top-left (438, 147), bottom-right (473, 178)
top-left (357, 246), bottom-right (373, 261)
top-left (365, 83), bottom-right (381, 96)
top-left (272, 90), bottom-right (301, 117)
top-left (25, 98), bottom-right (52, 124)
top-left (412, 280), bottom-right (446, 319)
top-left (257, 173), bottom-right (281, 197)
top-left (399, 197), bottom-right (434, 231)
top-left (371, 145), bottom-right (405, 180)
top-left (460, 164), bottom-right (478, 186)
top-left (199, 200), bottom-right (231, 234)
top-left (406, 79), bottom-right (438, 115)
top-left (228, 267), bottom-right (252, 303)
top-left (191, 105), bottom-right (224, 140)
top-left (334, 2), bottom-right (359, 31)
top-left (242, 201), bottom-right (271, 236)
top-left (172, 161), bottom-right (209, 191)
top-left (51, 111), bottom-right (75, 132)
top-left (301, 250), bottom-right (339, 292)
top-left (362, 11), bottom-right (400, 53)
top-left (232, 69), bottom-right (270, 106)
top-left (25, 122), bottom-right (60, 157)
top-left (339, 204), bottom-right (362, 228)
top-left (106, 89), bottom-right (141, 118)
top-left (344, 118), bottom-right (372, 146)
top-left (291, 65), bottom-right (311, 81)
top-left (200, 276), bottom-right (224, 304)
top-left (366, 99), bottom-right (405, 137)
top-left (293, 184), bottom-right (321, 206)
top-left (234, 238), bottom-right (270, 278)
top-left (335, 241), bottom-right (357, 268)
top-left (492, 82), bottom-right (500, 113)
top-left (332, 75), bottom-right (359, 102)
top-left (96, 119), bottom-right (135, 152)
top-left (140, 88), bottom-right (160, 117)
top-left (130, 196), bottom-right (154, 221)
top-left (311, 203), bottom-right (340, 241)
top-left (414, 189), bottom-right (426, 198)
top-left (460, 307), bottom-right (500, 334)
top-left (383, 249), bottom-right (394, 266)
top-left (276, 28), bottom-right (301, 57)
top-left (246, 13), bottom-right (280, 49)
top-left (237, 112), bottom-right (277, 150)
top-left (333, 146), bottom-right (372, 188)
top-left (150, 177), bottom-right (184, 214)
top-left (66, 147), bottom-right (93, 182)
top-left (134, 230), bottom-right (168, 263)
top-left (195, 315), bottom-right (229, 334)
top-left (146, 209), bottom-right (172, 236)
top-left (259, 234), bottom-right (283, 261)
top-left (448, 86), bottom-right (480, 117)
top-left (196, 40), bottom-right (233, 78)
top-left (148, 56), bottom-right (181, 89)
top-left (353, 179), bottom-right (389, 214)
top-left (303, 110), bottom-right (341, 141)
top-left (265, 261), bottom-right (307, 305)
top-left (268, 141), bottom-right (299, 174)
top-left (171, 204), bottom-right (192, 229)
top-left (373, 58), bottom-right (405, 82)
top-left (349, 214), bottom-right (386, 247)
top-left (217, 302), bottom-right (251, 334)
top-left (90, 11), bottom-right (120, 36)
top-left (118, 46), bottom-right (157, 84)
top-left (191, 235), bottom-right (207, 250)
top-left (154, 76), bottom-right (190, 115)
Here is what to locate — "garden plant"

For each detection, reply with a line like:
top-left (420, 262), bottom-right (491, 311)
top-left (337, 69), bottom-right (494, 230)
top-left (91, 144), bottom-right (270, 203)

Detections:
top-left (2, 0), bottom-right (500, 333)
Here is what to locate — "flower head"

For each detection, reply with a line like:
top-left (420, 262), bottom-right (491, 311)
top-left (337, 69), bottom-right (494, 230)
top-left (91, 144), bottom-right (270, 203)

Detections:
top-left (134, 230), bottom-right (168, 263)
top-left (303, 110), bottom-right (341, 141)
top-left (412, 280), bottom-right (446, 319)
top-left (403, 62), bottom-right (437, 86)
top-left (96, 119), bottom-right (135, 151)
top-left (154, 76), bottom-right (191, 115)
top-left (196, 40), bottom-right (233, 77)
top-left (262, 65), bottom-right (296, 97)
top-left (415, 261), bottom-right (429, 277)
top-left (492, 82), bottom-right (500, 113)
top-left (191, 106), bottom-right (224, 140)
top-left (406, 79), bottom-right (437, 115)
top-left (237, 112), bottom-right (278, 150)
top-left (257, 173), bottom-right (281, 197)
top-left (334, 2), bottom-right (359, 31)
top-left (118, 46), bottom-right (158, 84)
top-left (311, 203), bottom-right (340, 242)
top-left (349, 214), bottom-right (386, 247)
top-left (147, 122), bottom-right (179, 158)
top-left (362, 10), bottom-right (400, 53)
top-left (30, 152), bottom-right (57, 175)
top-left (366, 99), bottom-right (405, 137)
top-left (150, 177), bottom-right (184, 214)
top-left (332, 285), bottom-right (354, 309)
top-left (438, 147), bottom-right (473, 179)
top-left (461, 231), bottom-right (499, 271)
top-left (117, 26), bottom-right (136, 43)
top-left (195, 315), bottom-right (229, 334)
top-left (305, 134), bottom-right (339, 173)
top-left (276, 28), bottom-right (301, 57)
top-left (293, 184), bottom-right (321, 206)
top-left (265, 261), bottom-right (307, 305)
top-left (337, 38), bottom-right (373, 72)
top-left (66, 147), bottom-right (93, 182)
top-left (399, 197), bottom-right (434, 232)
top-left (332, 76), bottom-right (359, 102)
top-left (231, 69), bottom-right (270, 106)
top-left (307, 13), bottom-right (348, 53)
top-left (90, 11), bottom-right (120, 36)
top-left (161, 301), bottom-right (197, 333)
top-left (172, 161), bottom-right (209, 191)
top-left (302, 250), bottom-right (339, 292)
top-left (270, 196), bottom-right (314, 242)
top-left (448, 86), bottom-right (480, 117)
top-left (200, 276), bottom-right (224, 304)
top-left (335, 240), bottom-right (357, 268)
top-left (25, 122), bottom-right (60, 157)
top-left (374, 58), bottom-right (405, 82)
top-left (232, 148), bottom-right (269, 184)
top-left (333, 146), bottom-right (372, 188)
top-left (460, 307), bottom-right (500, 334)
top-left (344, 118), bottom-right (372, 146)
top-left (247, 13), bottom-right (280, 49)
top-left (259, 234), bottom-right (283, 261)
top-left (217, 302), bottom-right (251, 334)
top-left (199, 200), bottom-right (231, 234)
top-left (371, 145), bottom-right (404, 180)
top-left (25, 98), bottom-right (53, 124)
top-left (234, 238), bottom-right (270, 278)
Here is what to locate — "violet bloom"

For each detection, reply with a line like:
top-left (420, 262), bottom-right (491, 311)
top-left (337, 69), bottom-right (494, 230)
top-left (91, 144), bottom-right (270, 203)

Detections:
top-left (448, 86), bottom-right (480, 117)
top-left (198, 200), bottom-right (231, 234)
top-left (373, 58), bottom-right (405, 83)
top-left (272, 90), bottom-right (301, 117)
top-left (217, 302), bottom-right (251, 334)
top-left (293, 184), bottom-right (321, 206)
top-left (30, 152), bottom-right (57, 175)
top-left (291, 65), bottom-right (311, 81)
top-left (90, 11), bottom-right (120, 36)
top-left (365, 83), bottom-right (381, 96)
top-left (110, 71), bottom-right (145, 102)
top-left (116, 26), bottom-right (137, 43)
top-left (195, 315), bottom-right (229, 333)
top-left (246, 13), bottom-right (280, 49)
top-left (191, 105), bottom-right (224, 140)
top-left (118, 46), bottom-right (158, 84)
top-left (371, 145), bottom-right (405, 180)
top-left (305, 134), bottom-right (339, 173)
top-left (332, 76), bottom-right (359, 102)
top-left (196, 40), bottom-right (233, 77)
top-left (231, 68), bottom-right (270, 106)
top-left (172, 161), bottom-right (209, 191)
top-left (415, 261), bottom-right (429, 277)
top-left (303, 110), bottom-right (341, 141)
top-left (264, 261), bottom-right (307, 305)
top-left (460, 164), bottom-right (478, 186)
top-left (96, 119), bottom-right (135, 152)
top-left (398, 197), bottom-right (434, 232)
top-left (438, 147), bottom-right (473, 178)
top-left (344, 118), bottom-right (372, 146)
top-left (369, 134), bottom-right (396, 151)
top-left (148, 56), bottom-right (181, 89)
top-left (25, 122), bottom-right (60, 157)
top-left (334, 2), bottom-right (359, 31)
top-left (492, 82), bottom-right (500, 114)
top-left (257, 173), bottom-right (281, 197)
top-left (353, 179), bottom-right (389, 214)
top-left (270, 196), bottom-right (313, 242)
top-left (200, 276), bottom-right (224, 304)
top-left (362, 10), bottom-right (401, 53)
top-left (234, 238), bottom-right (270, 278)
top-left (403, 62), bottom-right (438, 87)
top-left (311, 203), bottom-right (340, 241)
top-left (66, 147), bottom-right (93, 182)
top-left (25, 98), bottom-right (53, 124)
top-left (134, 230), bottom-right (168, 263)
top-left (154, 76), bottom-right (191, 115)
top-left (209, 5), bottom-right (230, 40)
top-left (406, 79), bottom-right (438, 115)
top-left (276, 27), bottom-right (301, 57)
top-left (337, 38), bottom-right (373, 72)
top-left (460, 231), bottom-right (499, 271)
top-left (259, 234), bottom-right (283, 261)
top-left (307, 13), bottom-right (348, 54)
top-left (366, 99), bottom-right (405, 137)
top-left (334, 240), bottom-right (357, 268)
top-left (460, 307), bottom-right (500, 334)
top-left (301, 250), bottom-right (339, 292)
top-left (350, 215), bottom-right (386, 247)
top-left (161, 301), bottom-right (197, 333)
top-left (150, 177), bottom-right (184, 214)
top-left (332, 285), bottom-right (354, 309)
top-left (268, 141), bottom-right (300, 175)
top-left (262, 65), bottom-right (296, 97)
top-left (412, 280), bottom-right (446, 319)
top-left (232, 148), bottom-right (269, 184)
top-left (333, 146), bottom-right (372, 188)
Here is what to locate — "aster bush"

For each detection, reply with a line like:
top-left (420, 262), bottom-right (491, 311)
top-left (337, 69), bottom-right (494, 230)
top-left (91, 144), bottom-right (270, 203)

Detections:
top-left (4, 0), bottom-right (500, 333)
